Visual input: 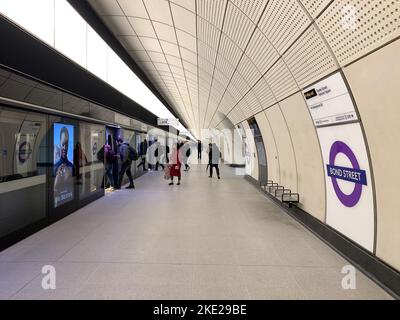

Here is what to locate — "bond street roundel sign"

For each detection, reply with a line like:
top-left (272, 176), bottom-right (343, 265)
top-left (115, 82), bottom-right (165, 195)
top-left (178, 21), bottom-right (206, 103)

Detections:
top-left (327, 141), bottom-right (367, 207)
top-left (18, 141), bottom-right (32, 164)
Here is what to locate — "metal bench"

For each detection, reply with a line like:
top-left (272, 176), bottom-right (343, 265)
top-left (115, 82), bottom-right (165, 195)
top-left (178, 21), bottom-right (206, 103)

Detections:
top-left (261, 179), bottom-right (300, 207)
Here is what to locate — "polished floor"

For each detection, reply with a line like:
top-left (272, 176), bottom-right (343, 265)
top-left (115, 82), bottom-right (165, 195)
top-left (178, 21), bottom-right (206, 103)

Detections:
top-left (0, 164), bottom-right (392, 299)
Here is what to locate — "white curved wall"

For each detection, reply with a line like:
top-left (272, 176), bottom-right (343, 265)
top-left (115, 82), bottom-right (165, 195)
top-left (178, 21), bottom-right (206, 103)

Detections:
top-left (254, 112), bottom-right (280, 184)
top-left (344, 39), bottom-right (400, 270)
top-left (278, 93), bottom-right (326, 221)
top-left (264, 106), bottom-right (297, 192)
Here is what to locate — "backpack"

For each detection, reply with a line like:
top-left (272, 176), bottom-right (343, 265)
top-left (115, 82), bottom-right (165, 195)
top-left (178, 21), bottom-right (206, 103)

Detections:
top-left (104, 145), bottom-right (114, 163)
top-left (97, 145), bottom-right (104, 162)
top-left (128, 146), bottom-right (139, 161)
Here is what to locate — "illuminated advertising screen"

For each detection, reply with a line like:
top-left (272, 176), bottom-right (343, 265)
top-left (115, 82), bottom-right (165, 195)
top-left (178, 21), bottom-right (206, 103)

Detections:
top-left (53, 123), bottom-right (74, 208)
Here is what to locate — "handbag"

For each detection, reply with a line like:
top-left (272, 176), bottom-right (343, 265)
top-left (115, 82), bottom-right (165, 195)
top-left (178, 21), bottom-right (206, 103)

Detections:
top-left (164, 165), bottom-right (171, 180)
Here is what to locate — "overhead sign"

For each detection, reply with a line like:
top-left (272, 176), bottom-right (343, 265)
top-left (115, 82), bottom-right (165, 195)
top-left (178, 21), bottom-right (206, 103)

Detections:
top-left (303, 72), bottom-right (358, 127)
top-left (317, 123), bottom-right (374, 251)
top-left (157, 118), bottom-right (179, 126)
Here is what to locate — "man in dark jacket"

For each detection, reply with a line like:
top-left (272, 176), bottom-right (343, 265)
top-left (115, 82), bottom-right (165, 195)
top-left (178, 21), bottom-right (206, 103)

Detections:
top-left (197, 140), bottom-right (202, 160)
top-left (137, 138), bottom-right (148, 170)
top-left (115, 138), bottom-right (135, 189)
top-left (208, 142), bottom-right (221, 179)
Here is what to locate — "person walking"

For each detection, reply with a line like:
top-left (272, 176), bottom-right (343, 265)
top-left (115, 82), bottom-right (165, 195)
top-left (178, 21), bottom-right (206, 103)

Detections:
top-left (168, 143), bottom-right (182, 185)
top-left (208, 142), bottom-right (221, 179)
top-left (183, 140), bottom-right (191, 171)
top-left (197, 140), bottom-right (202, 160)
top-left (153, 139), bottom-right (165, 171)
top-left (115, 137), bottom-right (136, 189)
top-left (137, 138), bottom-right (148, 171)
top-left (103, 139), bottom-right (118, 190)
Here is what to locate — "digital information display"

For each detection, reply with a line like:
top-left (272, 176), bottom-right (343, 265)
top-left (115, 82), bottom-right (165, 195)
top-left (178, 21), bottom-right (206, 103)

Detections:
top-left (53, 123), bottom-right (74, 208)
top-left (303, 72), bottom-right (358, 127)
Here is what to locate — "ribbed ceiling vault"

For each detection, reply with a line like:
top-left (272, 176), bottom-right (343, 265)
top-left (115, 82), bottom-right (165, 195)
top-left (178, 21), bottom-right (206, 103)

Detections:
top-left (87, 0), bottom-right (400, 137)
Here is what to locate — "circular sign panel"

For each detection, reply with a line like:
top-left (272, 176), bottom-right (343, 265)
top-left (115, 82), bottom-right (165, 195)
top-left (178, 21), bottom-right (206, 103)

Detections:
top-left (328, 141), bottom-right (366, 208)
top-left (18, 141), bottom-right (32, 164)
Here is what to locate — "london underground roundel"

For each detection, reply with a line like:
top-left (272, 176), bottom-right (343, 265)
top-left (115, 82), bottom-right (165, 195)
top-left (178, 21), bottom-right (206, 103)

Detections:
top-left (327, 141), bottom-right (367, 207)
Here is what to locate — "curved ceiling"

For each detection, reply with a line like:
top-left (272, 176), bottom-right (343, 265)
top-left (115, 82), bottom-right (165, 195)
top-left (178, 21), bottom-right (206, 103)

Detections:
top-left (87, 0), bottom-right (400, 138)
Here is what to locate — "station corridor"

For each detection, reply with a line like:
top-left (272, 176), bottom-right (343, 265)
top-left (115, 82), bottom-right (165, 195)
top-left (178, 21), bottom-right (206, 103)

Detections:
top-left (0, 165), bottom-right (391, 300)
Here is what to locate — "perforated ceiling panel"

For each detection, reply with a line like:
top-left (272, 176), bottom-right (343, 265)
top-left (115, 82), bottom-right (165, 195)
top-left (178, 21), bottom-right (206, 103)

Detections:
top-left (87, 0), bottom-right (400, 131)
top-left (284, 24), bottom-right (338, 88)
top-left (299, 0), bottom-right (332, 19)
top-left (317, 0), bottom-right (400, 66)
top-left (258, 0), bottom-right (312, 54)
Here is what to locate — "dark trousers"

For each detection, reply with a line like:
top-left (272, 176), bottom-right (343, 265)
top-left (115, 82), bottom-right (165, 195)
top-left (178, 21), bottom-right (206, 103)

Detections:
top-left (103, 163), bottom-right (114, 188)
top-left (155, 161), bottom-right (165, 171)
top-left (118, 161), bottom-right (134, 187)
top-left (209, 164), bottom-right (220, 177)
top-left (198, 150), bottom-right (201, 159)
top-left (137, 156), bottom-right (146, 170)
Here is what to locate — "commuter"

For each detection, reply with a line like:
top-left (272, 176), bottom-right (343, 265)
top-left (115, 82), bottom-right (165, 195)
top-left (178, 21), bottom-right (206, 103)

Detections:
top-left (208, 142), bottom-right (221, 179)
top-left (115, 137), bottom-right (137, 189)
top-left (137, 138), bottom-right (148, 171)
top-left (153, 139), bottom-right (165, 171)
top-left (197, 140), bottom-right (202, 160)
top-left (183, 140), bottom-right (191, 171)
top-left (168, 143), bottom-right (182, 185)
top-left (103, 139), bottom-right (118, 190)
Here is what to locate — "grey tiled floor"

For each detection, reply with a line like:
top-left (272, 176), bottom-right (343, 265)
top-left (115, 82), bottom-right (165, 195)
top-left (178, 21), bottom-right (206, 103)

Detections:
top-left (0, 164), bottom-right (393, 299)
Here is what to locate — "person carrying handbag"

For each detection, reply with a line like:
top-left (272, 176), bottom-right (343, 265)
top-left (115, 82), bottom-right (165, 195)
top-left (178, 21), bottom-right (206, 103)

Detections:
top-left (168, 143), bottom-right (182, 185)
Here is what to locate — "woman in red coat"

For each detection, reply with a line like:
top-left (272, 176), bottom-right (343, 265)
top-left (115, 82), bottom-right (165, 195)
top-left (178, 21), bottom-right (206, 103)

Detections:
top-left (168, 143), bottom-right (182, 185)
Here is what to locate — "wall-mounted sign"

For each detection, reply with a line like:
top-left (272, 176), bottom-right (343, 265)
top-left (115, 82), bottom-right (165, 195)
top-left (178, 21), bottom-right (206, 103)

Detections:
top-left (303, 72), bottom-right (358, 127)
top-left (157, 118), bottom-right (179, 126)
top-left (317, 123), bottom-right (374, 251)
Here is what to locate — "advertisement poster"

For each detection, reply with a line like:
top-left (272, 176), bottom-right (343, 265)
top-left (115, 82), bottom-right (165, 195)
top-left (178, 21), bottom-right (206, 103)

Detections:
top-left (303, 72), bottom-right (358, 127)
top-left (15, 121), bottom-right (41, 176)
top-left (54, 123), bottom-right (74, 208)
top-left (317, 123), bottom-right (374, 251)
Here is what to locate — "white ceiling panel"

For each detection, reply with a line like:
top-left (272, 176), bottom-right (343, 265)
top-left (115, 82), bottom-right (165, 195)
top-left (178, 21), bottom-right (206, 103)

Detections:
top-left (88, 0), bottom-right (388, 133)
top-left (118, 0), bottom-right (148, 18)
top-left (143, 0), bottom-right (173, 25)
top-left (128, 17), bottom-right (156, 37)
top-left (139, 37), bottom-right (163, 52)
top-left (176, 29), bottom-right (197, 52)
top-left (102, 16), bottom-right (134, 36)
top-left (170, 3), bottom-right (196, 34)
top-left (153, 22), bottom-right (176, 42)
top-left (170, 0), bottom-right (195, 13)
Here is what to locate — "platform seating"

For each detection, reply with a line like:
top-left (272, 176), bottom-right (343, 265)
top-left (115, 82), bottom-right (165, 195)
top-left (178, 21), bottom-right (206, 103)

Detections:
top-left (261, 180), bottom-right (299, 207)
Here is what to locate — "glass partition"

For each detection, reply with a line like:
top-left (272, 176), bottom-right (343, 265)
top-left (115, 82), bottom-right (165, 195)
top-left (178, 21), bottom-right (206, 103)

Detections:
top-left (0, 106), bottom-right (48, 238)
top-left (77, 122), bottom-right (105, 200)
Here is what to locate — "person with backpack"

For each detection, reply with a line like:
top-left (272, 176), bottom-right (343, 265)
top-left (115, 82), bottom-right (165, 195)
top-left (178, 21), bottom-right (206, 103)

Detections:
top-left (104, 140), bottom-right (119, 190)
top-left (208, 142), bottom-right (221, 179)
top-left (137, 138), bottom-right (148, 171)
top-left (115, 137), bottom-right (138, 189)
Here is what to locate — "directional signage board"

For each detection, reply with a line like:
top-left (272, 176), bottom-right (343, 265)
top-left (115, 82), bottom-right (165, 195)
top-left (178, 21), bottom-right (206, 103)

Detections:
top-left (157, 118), bottom-right (179, 126)
top-left (303, 72), bottom-right (358, 127)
